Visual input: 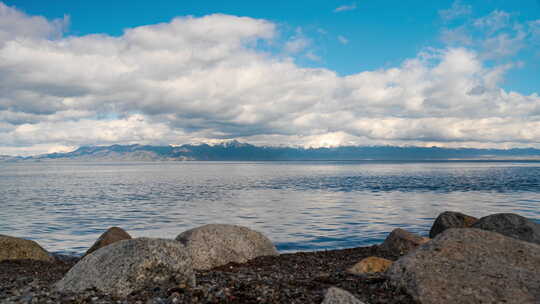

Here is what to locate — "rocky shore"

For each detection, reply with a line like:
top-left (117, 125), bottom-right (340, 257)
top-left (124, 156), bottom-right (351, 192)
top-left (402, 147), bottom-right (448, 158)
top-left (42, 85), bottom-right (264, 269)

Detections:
top-left (1, 212), bottom-right (539, 304)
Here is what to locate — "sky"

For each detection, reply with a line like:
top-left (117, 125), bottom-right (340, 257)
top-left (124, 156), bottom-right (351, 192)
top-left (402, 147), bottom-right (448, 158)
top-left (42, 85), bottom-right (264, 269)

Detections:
top-left (0, 0), bottom-right (539, 156)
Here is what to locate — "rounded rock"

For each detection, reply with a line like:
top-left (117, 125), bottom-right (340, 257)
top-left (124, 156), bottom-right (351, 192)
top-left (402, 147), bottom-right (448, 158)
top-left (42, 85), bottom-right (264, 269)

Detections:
top-left (55, 238), bottom-right (195, 298)
top-left (0, 235), bottom-right (53, 262)
top-left (175, 224), bottom-right (278, 270)
top-left (322, 287), bottom-right (365, 304)
top-left (84, 226), bottom-right (132, 257)
top-left (379, 228), bottom-right (430, 257)
top-left (429, 211), bottom-right (478, 238)
top-left (347, 256), bottom-right (393, 275)
top-left (471, 213), bottom-right (540, 245)
top-left (388, 228), bottom-right (540, 304)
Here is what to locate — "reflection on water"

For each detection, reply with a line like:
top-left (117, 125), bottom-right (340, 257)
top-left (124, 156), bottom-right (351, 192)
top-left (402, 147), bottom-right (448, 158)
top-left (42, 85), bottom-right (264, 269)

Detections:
top-left (0, 161), bottom-right (539, 254)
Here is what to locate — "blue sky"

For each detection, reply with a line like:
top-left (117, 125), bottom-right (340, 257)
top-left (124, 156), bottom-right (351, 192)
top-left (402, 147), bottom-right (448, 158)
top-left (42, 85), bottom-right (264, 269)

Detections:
top-left (0, 1), bottom-right (539, 155)
top-left (6, 0), bottom-right (539, 94)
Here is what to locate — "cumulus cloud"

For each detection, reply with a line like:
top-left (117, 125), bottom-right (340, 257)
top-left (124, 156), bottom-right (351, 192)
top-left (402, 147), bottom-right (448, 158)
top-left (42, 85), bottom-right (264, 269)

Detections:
top-left (0, 2), bottom-right (540, 155)
top-left (334, 3), bottom-right (357, 13)
top-left (0, 2), bottom-right (68, 45)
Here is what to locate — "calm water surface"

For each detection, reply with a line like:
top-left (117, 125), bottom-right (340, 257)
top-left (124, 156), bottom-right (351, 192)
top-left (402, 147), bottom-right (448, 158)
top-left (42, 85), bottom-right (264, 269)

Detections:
top-left (0, 161), bottom-right (539, 255)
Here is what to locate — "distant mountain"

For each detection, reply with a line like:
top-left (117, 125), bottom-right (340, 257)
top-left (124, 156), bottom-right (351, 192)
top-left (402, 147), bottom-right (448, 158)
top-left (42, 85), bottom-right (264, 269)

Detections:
top-left (5, 141), bottom-right (540, 161)
top-left (0, 155), bottom-right (22, 162)
top-left (27, 144), bottom-right (193, 161)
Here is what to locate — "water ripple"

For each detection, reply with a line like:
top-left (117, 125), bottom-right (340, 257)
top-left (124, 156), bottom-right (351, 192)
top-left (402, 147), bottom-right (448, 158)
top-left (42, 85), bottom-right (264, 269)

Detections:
top-left (0, 161), bottom-right (538, 254)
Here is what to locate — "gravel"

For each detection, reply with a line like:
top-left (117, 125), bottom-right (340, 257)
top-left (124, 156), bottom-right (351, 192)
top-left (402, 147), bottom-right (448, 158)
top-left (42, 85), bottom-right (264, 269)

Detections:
top-left (0, 245), bottom-right (415, 304)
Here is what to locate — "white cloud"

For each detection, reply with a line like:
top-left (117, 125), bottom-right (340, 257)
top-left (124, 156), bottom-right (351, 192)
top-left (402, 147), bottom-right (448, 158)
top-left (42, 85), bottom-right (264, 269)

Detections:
top-left (528, 19), bottom-right (540, 42)
top-left (284, 27), bottom-right (311, 54)
top-left (440, 9), bottom-right (535, 60)
top-left (439, 0), bottom-right (472, 21)
top-left (481, 31), bottom-right (526, 59)
top-left (305, 51), bottom-right (321, 61)
top-left (473, 10), bottom-right (510, 34)
top-left (440, 26), bottom-right (472, 45)
top-left (334, 3), bottom-right (357, 13)
top-left (4, 114), bottom-right (180, 145)
top-left (0, 2), bottom-right (68, 46)
top-left (284, 36), bottom-right (310, 54)
top-left (0, 3), bottom-right (540, 155)
top-left (337, 35), bottom-right (349, 45)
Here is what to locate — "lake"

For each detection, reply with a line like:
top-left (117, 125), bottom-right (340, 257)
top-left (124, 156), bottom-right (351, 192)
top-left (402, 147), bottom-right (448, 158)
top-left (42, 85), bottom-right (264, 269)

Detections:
top-left (1, 160), bottom-right (539, 255)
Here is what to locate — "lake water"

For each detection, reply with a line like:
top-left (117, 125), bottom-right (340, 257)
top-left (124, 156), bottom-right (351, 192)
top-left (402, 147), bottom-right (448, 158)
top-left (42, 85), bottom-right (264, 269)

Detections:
top-left (1, 161), bottom-right (539, 255)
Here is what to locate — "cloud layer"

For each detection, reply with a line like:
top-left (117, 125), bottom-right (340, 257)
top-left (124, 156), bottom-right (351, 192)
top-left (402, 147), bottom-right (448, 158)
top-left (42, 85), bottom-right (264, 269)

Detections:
top-left (0, 2), bottom-right (539, 155)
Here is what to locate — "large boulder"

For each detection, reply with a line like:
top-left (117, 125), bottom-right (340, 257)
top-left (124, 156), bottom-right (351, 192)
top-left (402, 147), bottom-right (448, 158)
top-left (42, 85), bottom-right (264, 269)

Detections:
top-left (347, 256), bottom-right (393, 275)
top-left (83, 226), bottom-right (132, 257)
top-left (378, 228), bottom-right (429, 257)
top-left (55, 238), bottom-right (195, 298)
top-left (387, 228), bottom-right (540, 304)
top-left (0, 235), bottom-right (53, 262)
top-left (429, 211), bottom-right (477, 238)
top-left (322, 287), bottom-right (365, 304)
top-left (471, 213), bottom-right (540, 245)
top-left (175, 224), bottom-right (278, 270)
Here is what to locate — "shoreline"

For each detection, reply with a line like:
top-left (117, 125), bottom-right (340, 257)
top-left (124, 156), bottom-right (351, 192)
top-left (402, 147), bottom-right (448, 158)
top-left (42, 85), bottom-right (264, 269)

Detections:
top-left (2, 211), bottom-right (540, 303)
top-left (1, 243), bottom-right (413, 304)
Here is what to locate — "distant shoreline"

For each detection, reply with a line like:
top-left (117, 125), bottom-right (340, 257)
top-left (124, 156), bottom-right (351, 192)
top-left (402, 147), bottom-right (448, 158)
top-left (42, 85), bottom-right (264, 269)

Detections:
top-left (3, 142), bottom-right (540, 162)
top-left (4, 158), bottom-right (540, 163)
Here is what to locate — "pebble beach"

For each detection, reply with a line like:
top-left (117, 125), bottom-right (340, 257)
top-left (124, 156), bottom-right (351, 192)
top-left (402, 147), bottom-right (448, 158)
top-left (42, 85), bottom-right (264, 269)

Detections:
top-left (1, 211), bottom-right (540, 304)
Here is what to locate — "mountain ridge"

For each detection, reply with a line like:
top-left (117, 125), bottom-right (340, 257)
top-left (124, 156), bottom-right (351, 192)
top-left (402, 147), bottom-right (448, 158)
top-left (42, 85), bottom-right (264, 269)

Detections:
top-left (3, 142), bottom-right (540, 161)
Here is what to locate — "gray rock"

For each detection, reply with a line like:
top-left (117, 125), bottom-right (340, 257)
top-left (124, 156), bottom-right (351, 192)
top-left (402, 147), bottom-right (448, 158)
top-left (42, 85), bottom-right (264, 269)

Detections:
top-left (55, 238), bottom-right (195, 298)
top-left (175, 224), bottom-right (278, 270)
top-left (472, 213), bottom-right (540, 245)
top-left (0, 235), bottom-right (53, 262)
top-left (84, 226), bottom-right (132, 257)
top-left (51, 253), bottom-right (80, 264)
top-left (379, 228), bottom-right (429, 257)
top-left (322, 287), bottom-right (365, 304)
top-left (429, 211), bottom-right (478, 238)
top-left (388, 228), bottom-right (540, 304)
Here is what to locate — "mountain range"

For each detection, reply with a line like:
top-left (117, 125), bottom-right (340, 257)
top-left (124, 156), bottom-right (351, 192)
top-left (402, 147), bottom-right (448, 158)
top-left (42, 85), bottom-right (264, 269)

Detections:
top-left (3, 141), bottom-right (540, 161)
